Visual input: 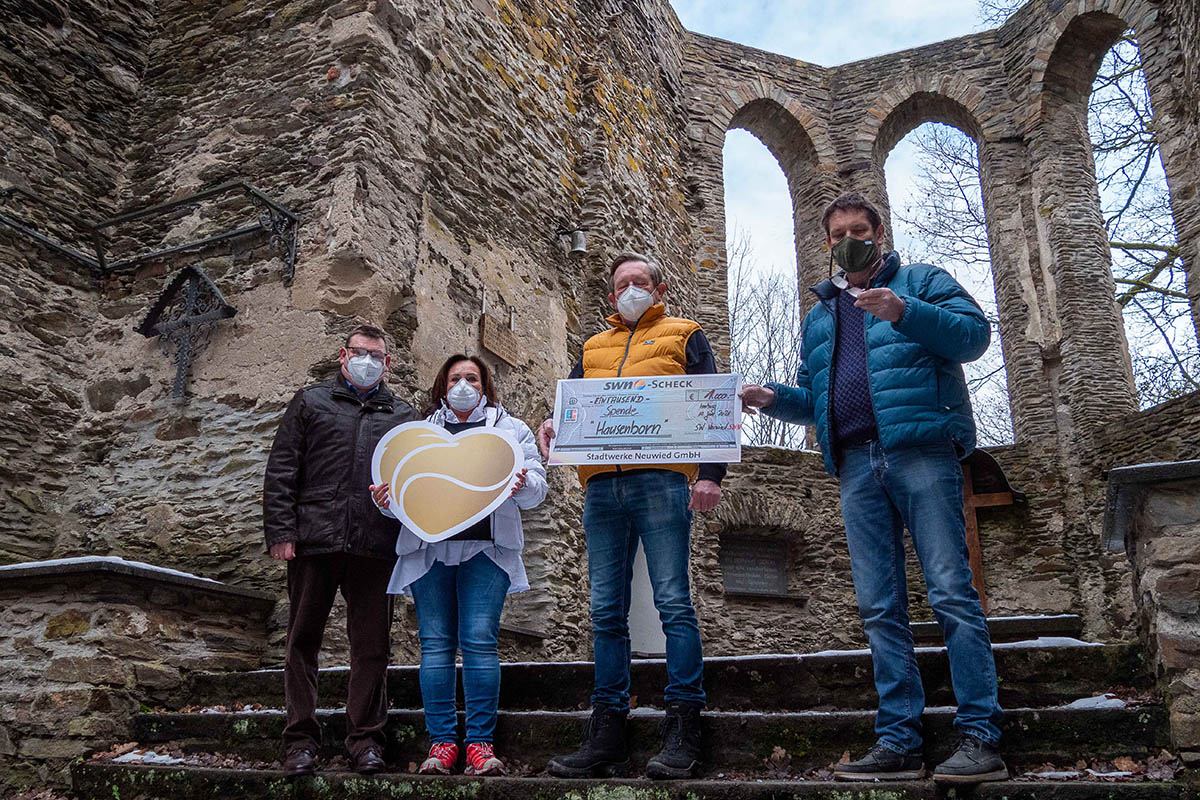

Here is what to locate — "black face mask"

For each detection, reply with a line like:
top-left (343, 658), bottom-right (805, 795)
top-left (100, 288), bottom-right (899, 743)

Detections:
top-left (830, 236), bottom-right (881, 275)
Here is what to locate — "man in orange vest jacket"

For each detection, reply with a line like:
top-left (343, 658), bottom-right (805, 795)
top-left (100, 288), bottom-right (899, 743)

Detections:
top-left (537, 252), bottom-right (725, 780)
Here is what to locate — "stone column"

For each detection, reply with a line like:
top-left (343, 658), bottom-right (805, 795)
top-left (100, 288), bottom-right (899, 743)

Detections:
top-left (1027, 97), bottom-right (1138, 444)
top-left (686, 129), bottom-right (734, 370)
top-left (977, 139), bottom-right (1063, 446)
top-left (790, 163), bottom-right (843, 308)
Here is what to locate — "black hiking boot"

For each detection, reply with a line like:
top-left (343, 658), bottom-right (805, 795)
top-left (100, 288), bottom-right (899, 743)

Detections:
top-left (546, 706), bottom-right (630, 778)
top-left (833, 742), bottom-right (925, 781)
top-left (646, 701), bottom-right (702, 779)
top-left (932, 734), bottom-right (1008, 784)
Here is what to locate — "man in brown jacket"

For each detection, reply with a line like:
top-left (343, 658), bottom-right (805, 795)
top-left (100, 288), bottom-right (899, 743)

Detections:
top-left (263, 324), bottom-right (417, 776)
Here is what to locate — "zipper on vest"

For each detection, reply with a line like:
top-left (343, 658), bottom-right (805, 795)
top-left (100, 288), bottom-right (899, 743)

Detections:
top-left (613, 314), bottom-right (646, 474)
top-left (615, 314), bottom-right (645, 378)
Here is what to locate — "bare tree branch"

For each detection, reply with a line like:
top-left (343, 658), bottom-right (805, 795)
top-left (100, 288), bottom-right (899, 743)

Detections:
top-left (726, 227), bottom-right (809, 449)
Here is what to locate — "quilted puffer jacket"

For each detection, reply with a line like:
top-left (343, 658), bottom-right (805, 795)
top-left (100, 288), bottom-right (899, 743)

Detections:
top-left (764, 251), bottom-right (990, 476)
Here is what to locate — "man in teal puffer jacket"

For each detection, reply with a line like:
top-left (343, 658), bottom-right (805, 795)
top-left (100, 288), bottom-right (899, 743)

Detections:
top-left (741, 193), bottom-right (1006, 785)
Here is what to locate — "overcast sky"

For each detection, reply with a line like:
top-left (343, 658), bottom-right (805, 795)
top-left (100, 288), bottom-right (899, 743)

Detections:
top-left (669, 0), bottom-right (992, 279)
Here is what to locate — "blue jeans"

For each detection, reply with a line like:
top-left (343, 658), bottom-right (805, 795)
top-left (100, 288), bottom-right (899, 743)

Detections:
top-left (583, 469), bottom-right (705, 710)
top-left (409, 553), bottom-right (510, 743)
top-left (839, 441), bottom-right (1003, 753)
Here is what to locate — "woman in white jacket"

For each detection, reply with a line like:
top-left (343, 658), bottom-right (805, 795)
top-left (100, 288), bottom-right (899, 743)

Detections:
top-left (371, 354), bottom-right (547, 776)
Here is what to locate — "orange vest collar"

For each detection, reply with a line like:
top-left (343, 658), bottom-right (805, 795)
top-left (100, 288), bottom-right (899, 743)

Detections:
top-left (605, 302), bottom-right (667, 331)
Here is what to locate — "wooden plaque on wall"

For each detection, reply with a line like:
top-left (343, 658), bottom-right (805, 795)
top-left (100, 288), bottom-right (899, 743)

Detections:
top-left (480, 312), bottom-right (520, 366)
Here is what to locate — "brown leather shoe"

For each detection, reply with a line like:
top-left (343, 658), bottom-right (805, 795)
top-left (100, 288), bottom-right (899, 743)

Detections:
top-left (284, 747), bottom-right (317, 776)
top-left (354, 746), bottom-right (386, 775)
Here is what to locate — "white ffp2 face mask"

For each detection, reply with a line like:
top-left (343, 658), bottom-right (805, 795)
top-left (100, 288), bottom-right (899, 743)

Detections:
top-left (347, 354), bottom-right (384, 387)
top-left (447, 378), bottom-right (482, 412)
top-left (617, 285), bottom-right (655, 322)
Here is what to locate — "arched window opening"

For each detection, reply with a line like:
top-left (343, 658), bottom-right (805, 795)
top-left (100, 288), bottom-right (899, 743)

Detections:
top-left (723, 128), bottom-right (806, 450)
top-left (1087, 32), bottom-right (1198, 405)
top-left (887, 122), bottom-right (1015, 446)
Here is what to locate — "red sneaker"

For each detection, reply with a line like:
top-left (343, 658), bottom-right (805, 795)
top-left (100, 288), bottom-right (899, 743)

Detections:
top-left (418, 742), bottom-right (458, 774)
top-left (463, 742), bottom-right (506, 776)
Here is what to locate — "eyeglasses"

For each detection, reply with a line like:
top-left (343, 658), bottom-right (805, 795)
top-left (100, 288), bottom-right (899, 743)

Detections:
top-left (347, 346), bottom-right (386, 360)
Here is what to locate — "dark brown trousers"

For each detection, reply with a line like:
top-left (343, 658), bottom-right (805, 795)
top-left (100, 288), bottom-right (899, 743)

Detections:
top-left (283, 553), bottom-right (394, 757)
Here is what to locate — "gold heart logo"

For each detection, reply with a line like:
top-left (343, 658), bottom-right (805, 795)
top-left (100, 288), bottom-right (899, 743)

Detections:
top-left (371, 421), bottom-right (522, 543)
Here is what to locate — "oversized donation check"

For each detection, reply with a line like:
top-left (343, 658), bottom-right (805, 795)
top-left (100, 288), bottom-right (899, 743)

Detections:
top-left (547, 373), bottom-right (742, 466)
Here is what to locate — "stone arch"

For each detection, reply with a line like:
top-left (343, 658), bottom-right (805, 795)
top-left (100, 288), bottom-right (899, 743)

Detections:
top-left (1025, 0), bottom-right (1161, 125)
top-left (849, 77), bottom-right (998, 255)
top-left (707, 83), bottom-right (836, 170)
top-left (721, 90), bottom-right (839, 303)
top-left (856, 74), bottom-right (999, 168)
top-left (690, 82), bottom-right (839, 371)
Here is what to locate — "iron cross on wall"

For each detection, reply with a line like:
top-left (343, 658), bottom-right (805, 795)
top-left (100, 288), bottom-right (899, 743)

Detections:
top-left (134, 266), bottom-right (237, 398)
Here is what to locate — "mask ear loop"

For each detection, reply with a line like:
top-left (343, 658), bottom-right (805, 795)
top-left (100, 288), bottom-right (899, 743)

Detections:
top-left (864, 241), bottom-right (885, 288)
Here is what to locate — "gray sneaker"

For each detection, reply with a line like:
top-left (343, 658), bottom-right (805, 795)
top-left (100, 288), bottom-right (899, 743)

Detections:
top-left (833, 742), bottom-right (925, 781)
top-left (932, 734), bottom-right (1008, 784)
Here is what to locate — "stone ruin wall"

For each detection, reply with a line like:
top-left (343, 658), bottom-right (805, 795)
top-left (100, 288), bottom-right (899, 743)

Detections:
top-left (1, 0), bottom-right (709, 665)
top-left (0, 0), bottom-right (151, 572)
top-left (1, 0), bottom-right (1200, 665)
top-left (681, 0), bottom-right (1200, 647)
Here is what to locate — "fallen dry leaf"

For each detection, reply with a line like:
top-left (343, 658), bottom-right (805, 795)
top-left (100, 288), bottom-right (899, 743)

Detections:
top-left (1112, 756), bottom-right (1141, 773)
top-left (1146, 750), bottom-right (1180, 782)
top-left (765, 746), bottom-right (790, 770)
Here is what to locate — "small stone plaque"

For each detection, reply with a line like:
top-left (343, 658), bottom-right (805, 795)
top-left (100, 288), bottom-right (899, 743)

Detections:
top-left (719, 537), bottom-right (789, 597)
top-left (480, 312), bottom-right (520, 366)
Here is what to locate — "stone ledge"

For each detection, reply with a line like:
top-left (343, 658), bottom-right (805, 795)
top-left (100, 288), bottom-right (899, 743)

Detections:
top-left (911, 614), bottom-right (1083, 643)
top-left (1103, 461), bottom-right (1200, 552)
top-left (0, 556), bottom-right (274, 608)
top-left (0, 556), bottom-right (276, 789)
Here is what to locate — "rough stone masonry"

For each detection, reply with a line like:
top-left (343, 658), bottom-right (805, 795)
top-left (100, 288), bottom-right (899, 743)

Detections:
top-left (0, 0), bottom-right (1198, 681)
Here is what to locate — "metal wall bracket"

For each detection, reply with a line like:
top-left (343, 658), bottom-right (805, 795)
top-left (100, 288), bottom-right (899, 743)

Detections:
top-left (0, 180), bottom-right (299, 280)
top-left (134, 266), bottom-right (238, 397)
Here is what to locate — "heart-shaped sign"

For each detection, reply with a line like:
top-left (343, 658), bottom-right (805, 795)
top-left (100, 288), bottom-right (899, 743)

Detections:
top-left (371, 421), bottom-right (523, 543)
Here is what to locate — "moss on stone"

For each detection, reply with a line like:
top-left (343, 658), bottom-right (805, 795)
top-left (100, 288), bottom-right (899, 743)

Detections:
top-left (44, 609), bottom-right (90, 640)
top-left (751, 723), bottom-right (813, 760)
top-left (549, 787), bottom-right (672, 800)
top-left (391, 723), bottom-right (420, 745)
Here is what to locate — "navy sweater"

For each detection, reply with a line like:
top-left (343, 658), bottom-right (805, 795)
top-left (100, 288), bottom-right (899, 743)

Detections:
top-left (831, 290), bottom-right (879, 449)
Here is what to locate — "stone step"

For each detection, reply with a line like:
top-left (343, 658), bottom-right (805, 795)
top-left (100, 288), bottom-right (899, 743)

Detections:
top-left (133, 704), bottom-right (1169, 774)
top-left (185, 641), bottom-right (1145, 713)
top-left (72, 762), bottom-right (1198, 800)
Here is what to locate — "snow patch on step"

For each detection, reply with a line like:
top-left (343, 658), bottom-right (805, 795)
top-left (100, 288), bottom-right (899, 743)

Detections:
top-left (1061, 693), bottom-right (1128, 710)
top-left (112, 749), bottom-right (187, 765)
top-left (1025, 769), bottom-right (1081, 780)
top-left (993, 636), bottom-right (1102, 649)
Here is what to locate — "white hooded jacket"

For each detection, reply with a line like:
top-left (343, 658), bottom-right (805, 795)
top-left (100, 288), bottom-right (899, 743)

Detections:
top-left (383, 401), bottom-right (547, 594)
